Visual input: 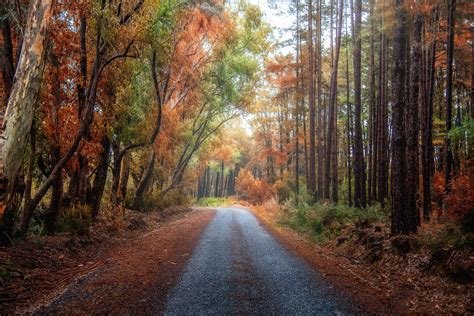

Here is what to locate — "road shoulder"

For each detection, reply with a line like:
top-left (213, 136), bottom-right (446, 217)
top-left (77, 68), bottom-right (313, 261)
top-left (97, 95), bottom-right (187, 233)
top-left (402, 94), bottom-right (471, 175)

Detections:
top-left (1, 208), bottom-right (215, 314)
top-left (242, 204), bottom-right (405, 314)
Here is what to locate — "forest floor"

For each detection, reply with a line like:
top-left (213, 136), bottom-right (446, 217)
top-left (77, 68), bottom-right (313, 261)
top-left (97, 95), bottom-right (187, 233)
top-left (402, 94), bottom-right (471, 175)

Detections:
top-left (247, 200), bottom-right (474, 314)
top-left (0, 207), bottom-right (215, 314)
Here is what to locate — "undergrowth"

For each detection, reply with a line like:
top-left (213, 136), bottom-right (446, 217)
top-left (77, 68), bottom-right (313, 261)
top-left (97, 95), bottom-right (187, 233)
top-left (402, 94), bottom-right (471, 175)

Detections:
top-left (278, 201), bottom-right (388, 243)
top-left (194, 197), bottom-right (235, 207)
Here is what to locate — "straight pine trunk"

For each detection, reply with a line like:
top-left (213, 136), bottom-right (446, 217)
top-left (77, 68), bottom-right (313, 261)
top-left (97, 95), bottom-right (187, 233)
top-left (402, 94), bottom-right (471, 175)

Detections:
top-left (352, 0), bottom-right (366, 208)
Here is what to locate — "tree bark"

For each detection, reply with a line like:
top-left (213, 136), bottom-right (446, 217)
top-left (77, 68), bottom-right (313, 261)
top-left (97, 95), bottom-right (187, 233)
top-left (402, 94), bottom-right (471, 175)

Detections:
top-left (119, 153), bottom-right (130, 203)
top-left (133, 151), bottom-right (156, 207)
top-left (88, 136), bottom-right (110, 218)
top-left (0, 0), bottom-right (55, 222)
top-left (444, 0), bottom-right (456, 193)
top-left (391, 0), bottom-right (414, 234)
top-left (471, 26), bottom-right (474, 118)
top-left (352, 0), bottom-right (366, 208)
top-left (316, 0), bottom-right (324, 198)
top-left (1, 17), bottom-right (15, 106)
top-left (324, 0), bottom-right (343, 202)
top-left (308, 0), bottom-right (316, 196)
top-left (406, 14), bottom-right (423, 230)
top-left (368, 0), bottom-right (376, 204)
top-left (345, 12), bottom-right (353, 207)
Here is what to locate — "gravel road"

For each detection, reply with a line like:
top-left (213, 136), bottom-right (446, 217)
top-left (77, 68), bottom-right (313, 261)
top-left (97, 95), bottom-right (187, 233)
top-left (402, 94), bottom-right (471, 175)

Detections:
top-left (164, 207), bottom-right (354, 315)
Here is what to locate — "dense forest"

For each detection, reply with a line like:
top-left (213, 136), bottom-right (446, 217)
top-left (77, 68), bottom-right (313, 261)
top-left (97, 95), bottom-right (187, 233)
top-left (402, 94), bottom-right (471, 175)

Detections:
top-left (0, 0), bottom-right (472, 240)
top-left (197, 0), bottom-right (473, 233)
top-left (0, 0), bottom-right (271, 239)
top-left (0, 0), bottom-right (473, 313)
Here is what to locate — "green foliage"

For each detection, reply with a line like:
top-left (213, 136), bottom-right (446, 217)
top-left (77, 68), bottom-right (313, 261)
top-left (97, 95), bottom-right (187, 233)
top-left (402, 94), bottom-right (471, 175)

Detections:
top-left (279, 202), bottom-right (387, 243)
top-left (421, 225), bottom-right (474, 252)
top-left (57, 205), bottom-right (93, 235)
top-left (137, 189), bottom-right (191, 212)
top-left (449, 118), bottom-right (474, 144)
top-left (0, 263), bottom-right (13, 283)
top-left (195, 197), bottom-right (233, 207)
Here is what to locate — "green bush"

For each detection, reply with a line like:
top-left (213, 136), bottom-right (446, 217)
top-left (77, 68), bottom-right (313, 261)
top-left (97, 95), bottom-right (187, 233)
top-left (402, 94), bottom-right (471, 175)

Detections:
top-left (279, 202), bottom-right (387, 243)
top-left (57, 205), bottom-right (93, 235)
top-left (138, 189), bottom-right (192, 211)
top-left (195, 197), bottom-right (232, 207)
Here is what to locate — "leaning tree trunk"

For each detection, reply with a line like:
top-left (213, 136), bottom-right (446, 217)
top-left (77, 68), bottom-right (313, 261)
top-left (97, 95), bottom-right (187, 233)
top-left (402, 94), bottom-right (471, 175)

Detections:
top-left (133, 151), bottom-right (156, 208)
top-left (0, 0), bottom-right (55, 223)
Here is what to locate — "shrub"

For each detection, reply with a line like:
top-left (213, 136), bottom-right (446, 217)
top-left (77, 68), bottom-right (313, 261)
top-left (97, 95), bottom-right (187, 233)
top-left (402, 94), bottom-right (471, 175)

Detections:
top-left (444, 175), bottom-right (474, 222)
top-left (196, 197), bottom-right (233, 207)
top-left (275, 180), bottom-right (291, 203)
top-left (235, 169), bottom-right (275, 204)
top-left (279, 202), bottom-right (387, 243)
top-left (143, 189), bottom-right (191, 212)
top-left (57, 205), bottom-right (93, 235)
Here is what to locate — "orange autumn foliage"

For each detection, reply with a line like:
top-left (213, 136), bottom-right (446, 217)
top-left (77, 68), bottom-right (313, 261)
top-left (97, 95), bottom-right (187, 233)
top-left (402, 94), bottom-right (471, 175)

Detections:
top-left (235, 169), bottom-right (275, 205)
top-left (433, 172), bottom-right (474, 222)
top-left (444, 175), bottom-right (474, 222)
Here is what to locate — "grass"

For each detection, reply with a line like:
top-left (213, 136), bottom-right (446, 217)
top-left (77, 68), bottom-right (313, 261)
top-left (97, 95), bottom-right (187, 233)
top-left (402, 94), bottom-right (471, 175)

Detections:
top-left (194, 197), bottom-right (236, 207)
top-left (278, 201), bottom-right (388, 243)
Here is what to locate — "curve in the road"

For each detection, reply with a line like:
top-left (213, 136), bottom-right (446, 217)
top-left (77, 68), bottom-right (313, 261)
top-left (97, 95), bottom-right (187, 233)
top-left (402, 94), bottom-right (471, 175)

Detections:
top-left (164, 207), bottom-right (354, 315)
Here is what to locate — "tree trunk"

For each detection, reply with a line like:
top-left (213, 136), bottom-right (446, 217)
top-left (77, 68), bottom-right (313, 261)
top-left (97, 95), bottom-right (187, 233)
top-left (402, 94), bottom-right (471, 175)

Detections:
top-left (133, 151), bottom-right (156, 207)
top-left (88, 136), bottom-right (110, 218)
top-left (0, 0), bottom-right (55, 222)
top-left (324, 0), bottom-right (344, 202)
top-left (119, 153), bottom-right (130, 203)
top-left (406, 14), bottom-right (423, 230)
top-left (308, 0), bottom-right (316, 196)
top-left (295, 0), bottom-right (301, 203)
top-left (368, 0), bottom-right (376, 204)
top-left (352, 0), bottom-right (366, 208)
top-left (1, 17), bottom-right (15, 106)
top-left (19, 123), bottom-right (36, 232)
top-left (444, 0), bottom-right (456, 193)
top-left (471, 26), bottom-right (474, 118)
top-left (391, 0), bottom-right (414, 234)
top-left (316, 0), bottom-right (324, 198)
top-left (345, 14), bottom-right (353, 207)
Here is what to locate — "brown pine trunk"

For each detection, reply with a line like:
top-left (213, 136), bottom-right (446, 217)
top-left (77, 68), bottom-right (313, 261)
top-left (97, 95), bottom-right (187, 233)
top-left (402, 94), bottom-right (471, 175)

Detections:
top-left (377, 4), bottom-right (389, 206)
top-left (368, 0), bottom-right (376, 204)
top-left (391, 0), bottom-right (414, 234)
top-left (295, 0), bottom-right (301, 203)
top-left (316, 0), bottom-right (324, 198)
top-left (324, 0), bottom-right (344, 202)
top-left (308, 0), bottom-right (316, 196)
top-left (471, 26), bottom-right (474, 118)
top-left (444, 0), bottom-right (456, 193)
top-left (352, 0), bottom-right (366, 208)
top-left (406, 14), bottom-right (423, 230)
